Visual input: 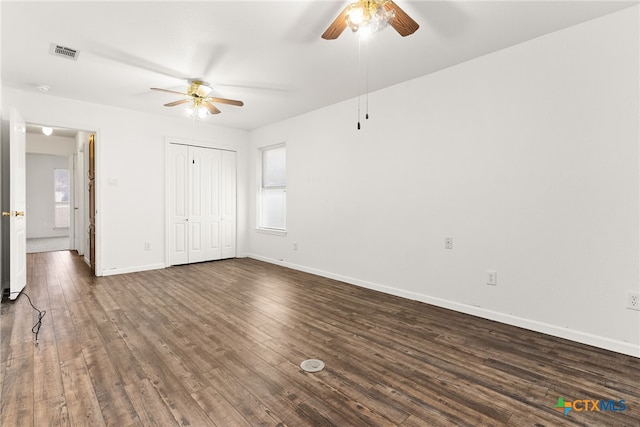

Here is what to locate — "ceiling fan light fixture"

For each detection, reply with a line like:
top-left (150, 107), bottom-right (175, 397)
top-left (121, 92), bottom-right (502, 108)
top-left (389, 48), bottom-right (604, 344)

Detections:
top-left (346, 1), bottom-right (395, 38)
top-left (346, 4), bottom-right (367, 27)
top-left (184, 102), bottom-right (208, 120)
top-left (322, 0), bottom-right (417, 40)
top-left (151, 80), bottom-right (242, 120)
top-left (196, 106), bottom-right (208, 119)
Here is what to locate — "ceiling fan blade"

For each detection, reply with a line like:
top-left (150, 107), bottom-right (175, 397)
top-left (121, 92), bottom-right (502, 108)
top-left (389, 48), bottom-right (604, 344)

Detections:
top-left (203, 102), bottom-right (221, 114)
top-left (164, 99), bottom-right (190, 107)
top-left (151, 87), bottom-right (188, 96)
top-left (385, 1), bottom-right (419, 37)
top-left (206, 97), bottom-right (244, 107)
top-left (321, 6), bottom-right (349, 40)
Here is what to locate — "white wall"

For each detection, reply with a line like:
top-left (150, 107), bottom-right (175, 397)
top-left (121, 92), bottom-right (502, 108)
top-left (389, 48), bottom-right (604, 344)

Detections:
top-left (25, 153), bottom-right (70, 239)
top-left (1, 89), bottom-right (249, 275)
top-left (26, 133), bottom-right (75, 156)
top-left (248, 7), bottom-right (640, 357)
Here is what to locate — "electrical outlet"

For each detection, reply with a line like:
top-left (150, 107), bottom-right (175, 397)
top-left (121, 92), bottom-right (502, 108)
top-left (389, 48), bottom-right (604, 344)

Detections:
top-left (293, 242), bottom-right (298, 251)
top-left (144, 242), bottom-right (151, 251)
top-left (487, 270), bottom-right (497, 286)
top-left (627, 291), bottom-right (640, 311)
top-left (445, 237), bottom-right (453, 250)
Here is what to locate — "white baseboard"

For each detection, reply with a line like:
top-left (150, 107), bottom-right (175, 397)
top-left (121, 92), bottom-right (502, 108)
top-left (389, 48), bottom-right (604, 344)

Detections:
top-left (101, 263), bottom-right (166, 276)
top-left (247, 254), bottom-right (640, 358)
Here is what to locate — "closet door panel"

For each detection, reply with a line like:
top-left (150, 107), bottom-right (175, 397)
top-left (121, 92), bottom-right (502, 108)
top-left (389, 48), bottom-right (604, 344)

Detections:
top-left (174, 223), bottom-right (187, 252)
top-left (204, 149), bottom-right (222, 260)
top-left (170, 144), bottom-right (189, 265)
top-left (188, 147), bottom-right (205, 263)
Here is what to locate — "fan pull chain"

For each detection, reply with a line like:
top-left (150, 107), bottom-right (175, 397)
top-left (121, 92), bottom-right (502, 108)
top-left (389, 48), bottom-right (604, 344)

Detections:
top-left (356, 36), bottom-right (371, 130)
top-left (365, 36), bottom-right (370, 122)
top-left (357, 36), bottom-right (362, 130)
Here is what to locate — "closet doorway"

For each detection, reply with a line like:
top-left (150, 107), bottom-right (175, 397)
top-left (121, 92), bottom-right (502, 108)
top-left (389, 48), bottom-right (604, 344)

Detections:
top-left (168, 143), bottom-right (236, 265)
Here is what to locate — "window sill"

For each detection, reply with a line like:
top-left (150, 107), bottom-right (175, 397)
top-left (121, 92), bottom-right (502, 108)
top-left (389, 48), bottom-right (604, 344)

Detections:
top-left (256, 228), bottom-right (287, 237)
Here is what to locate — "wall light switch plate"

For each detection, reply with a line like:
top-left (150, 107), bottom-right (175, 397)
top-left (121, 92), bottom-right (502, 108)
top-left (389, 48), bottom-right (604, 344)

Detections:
top-left (445, 237), bottom-right (453, 250)
top-left (487, 270), bottom-right (497, 286)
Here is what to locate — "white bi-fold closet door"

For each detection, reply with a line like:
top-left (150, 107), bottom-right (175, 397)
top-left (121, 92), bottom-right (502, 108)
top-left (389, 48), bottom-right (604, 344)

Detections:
top-left (170, 144), bottom-right (236, 265)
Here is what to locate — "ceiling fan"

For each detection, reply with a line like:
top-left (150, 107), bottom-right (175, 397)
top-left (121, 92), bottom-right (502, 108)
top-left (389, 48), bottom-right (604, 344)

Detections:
top-left (150, 79), bottom-right (244, 118)
top-left (322, 0), bottom-right (419, 40)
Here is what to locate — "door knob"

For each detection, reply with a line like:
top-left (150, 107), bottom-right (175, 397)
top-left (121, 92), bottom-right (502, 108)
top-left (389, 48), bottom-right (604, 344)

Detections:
top-left (16, 211), bottom-right (25, 217)
top-left (2, 211), bottom-right (11, 217)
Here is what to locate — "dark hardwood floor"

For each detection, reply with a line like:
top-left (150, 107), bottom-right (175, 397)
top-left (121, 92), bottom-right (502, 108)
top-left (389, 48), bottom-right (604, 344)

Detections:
top-left (1, 251), bottom-right (639, 426)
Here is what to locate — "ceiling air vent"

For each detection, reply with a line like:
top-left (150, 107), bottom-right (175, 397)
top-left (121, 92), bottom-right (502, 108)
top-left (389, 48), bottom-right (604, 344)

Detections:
top-left (49, 43), bottom-right (80, 61)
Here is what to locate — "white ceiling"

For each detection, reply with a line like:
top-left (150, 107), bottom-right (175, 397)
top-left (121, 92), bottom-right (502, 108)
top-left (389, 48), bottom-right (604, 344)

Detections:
top-left (2, 1), bottom-right (636, 132)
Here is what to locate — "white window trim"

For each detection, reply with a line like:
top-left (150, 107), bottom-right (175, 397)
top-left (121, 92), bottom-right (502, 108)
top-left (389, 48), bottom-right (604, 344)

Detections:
top-left (256, 227), bottom-right (287, 237)
top-left (256, 142), bottom-right (286, 235)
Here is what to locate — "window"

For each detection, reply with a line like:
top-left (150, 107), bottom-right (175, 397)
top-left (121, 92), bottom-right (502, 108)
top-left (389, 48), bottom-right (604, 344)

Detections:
top-left (54, 168), bottom-right (70, 228)
top-left (258, 144), bottom-right (286, 232)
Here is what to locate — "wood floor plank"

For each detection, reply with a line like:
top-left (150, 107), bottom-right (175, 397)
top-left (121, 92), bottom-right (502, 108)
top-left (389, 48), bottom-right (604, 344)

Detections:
top-left (129, 314), bottom-right (210, 395)
top-left (106, 310), bottom-right (218, 425)
top-left (124, 379), bottom-right (181, 427)
top-left (191, 384), bottom-right (253, 427)
top-left (0, 304), bottom-right (15, 365)
top-left (48, 308), bottom-right (83, 362)
top-left (277, 359), bottom-right (403, 427)
top-left (203, 366), bottom-right (290, 426)
top-left (34, 394), bottom-right (70, 426)
top-left (369, 372), bottom-right (510, 426)
top-left (375, 388), bottom-right (465, 427)
top-left (2, 251), bottom-right (639, 426)
top-left (82, 344), bottom-right (140, 426)
top-left (4, 294), bottom-right (36, 360)
top-left (33, 330), bottom-right (65, 402)
top-left (60, 355), bottom-right (106, 426)
top-left (295, 393), bottom-right (371, 427)
top-left (214, 349), bottom-right (324, 426)
top-left (103, 310), bottom-right (154, 386)
top-left (0, 352), bottom-right (35, 426)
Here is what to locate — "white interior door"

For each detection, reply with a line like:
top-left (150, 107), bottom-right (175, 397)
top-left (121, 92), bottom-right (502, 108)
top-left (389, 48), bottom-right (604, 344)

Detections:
top-left (6, 108), bottom-right (27, 299)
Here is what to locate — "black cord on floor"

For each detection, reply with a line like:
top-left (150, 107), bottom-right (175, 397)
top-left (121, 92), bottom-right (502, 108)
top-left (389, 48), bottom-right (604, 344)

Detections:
top-left (8, 291), bottom-right (46, 345)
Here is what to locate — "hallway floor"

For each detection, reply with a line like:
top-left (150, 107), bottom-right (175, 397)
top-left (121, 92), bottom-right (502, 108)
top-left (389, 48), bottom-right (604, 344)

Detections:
top-left (26, 237), bottom-right (70, 253)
